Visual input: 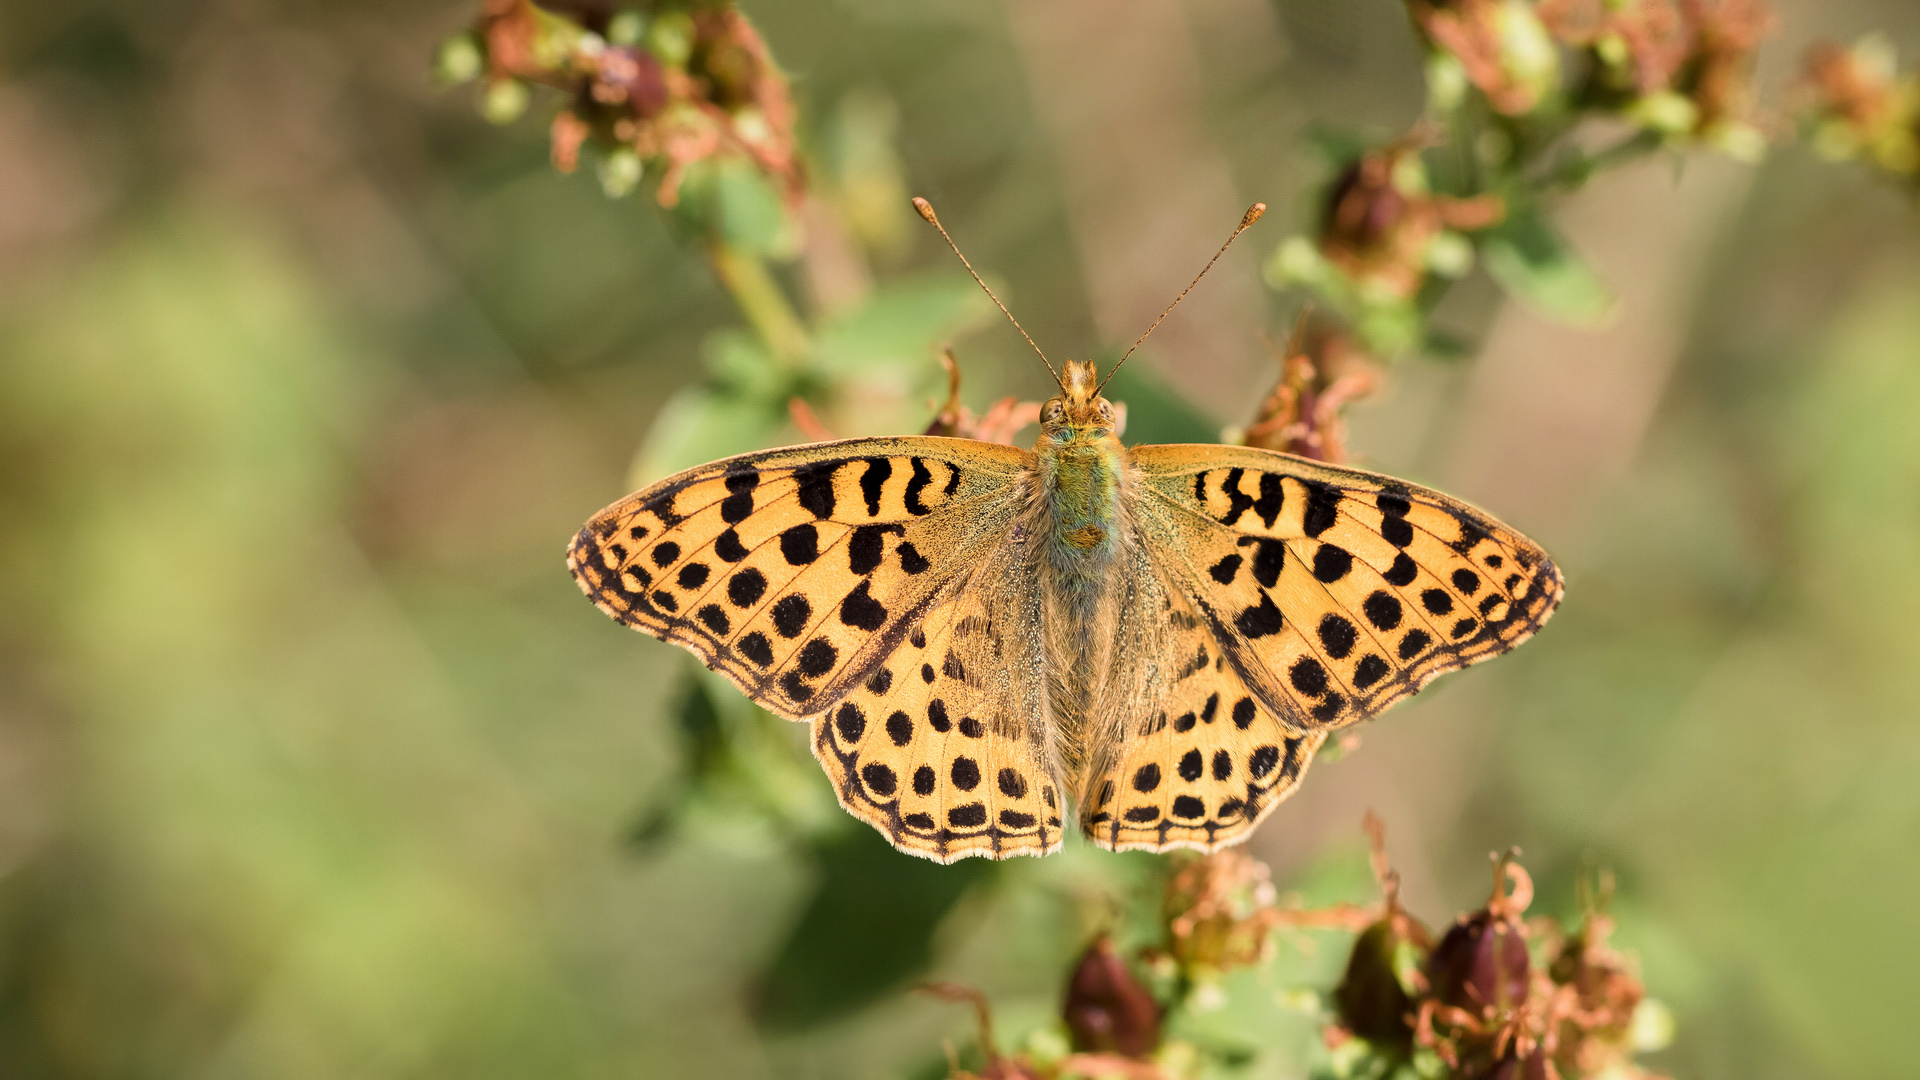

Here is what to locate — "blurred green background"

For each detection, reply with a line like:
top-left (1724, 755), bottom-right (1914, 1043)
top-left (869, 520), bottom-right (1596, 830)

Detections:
top-left (3, 1), bottom-right (1919, 1077)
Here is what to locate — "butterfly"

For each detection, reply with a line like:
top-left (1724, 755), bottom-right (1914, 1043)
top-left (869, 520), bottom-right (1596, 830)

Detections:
top-left (569, 200), bottom-right (1562, 863)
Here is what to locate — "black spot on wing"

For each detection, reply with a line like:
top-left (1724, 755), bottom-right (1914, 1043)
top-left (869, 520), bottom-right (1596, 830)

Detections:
top-left (1385, 553), bottom-right (1418, 587)
top-left (740, 632), bottom-right (773, 666)
top-left (771, 594), bottom-right (812, 638)
top-left (834, 703), bottom-right (866, 743)
top-left (885, 710), bottom-right (912, 745)
top-left (796, 638), bottom-right (837, 677)
top-left (848, 524), bottom-right (901, 575)
top-left (839, 580), bottom-right (888, 631)
top-left (1289, 656), bottom-right (1329, 697)
top-left (951, 757), bottom-right (980, 790)
top-left (1209, 553), bottom-right (1242, 585)
top-left (780, 523), bottom-right (819, 566)
top-left (1364, 591), bottom-right (1403, 631)
top-left (795, 462), bottom-right (838, 519)
top-left (1249, 745), bottom-right (1280, 779)
top-left (715, 528), bottom-right (749, 563)
top-left (1238, 537), bottom-right (1284, 588)
top-left (728, 569), bottom-right (767, 608)
top-left (1235, 594), bottom-right (1285, 639)
top-left (858, 457), bottom-right (891, 516)
top-left (1254, 472), bottom-right (1283, 528)
top-left (1302, 481), bottom-right (1341, 537)
top-left (1218, 467), bottom-right (1254, 525)
top-left (720, 471), bottom-right (758, 524)
top-left (1232, 697), bottom-right (1256, 729)
top-left (1312, 544), bottom-right (1353, 582)
top-left (998, 769), bottom-right (1028, 798)
top-left (898, 543), bottom-right (930, 575)
top-left (1318, 613), bottom-right (1358, 659)
top-left (860, 761), bottom-right (895, 796)
top-left (1398, 629), bottom-right (1431, 659)
top-left (903, 458), bottom-right (934, 515)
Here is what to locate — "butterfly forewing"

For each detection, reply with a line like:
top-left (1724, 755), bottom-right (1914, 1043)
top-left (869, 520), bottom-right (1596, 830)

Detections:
top-left (569, 436), bottom-right (1032, 719)
top-left (1129, 445), bottom-right (1564, 734)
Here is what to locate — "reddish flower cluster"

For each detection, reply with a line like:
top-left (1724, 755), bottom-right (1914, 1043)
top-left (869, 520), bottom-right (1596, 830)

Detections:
top-left (1407, 0), bottom-right (1775, 150)
top-left (1798, 36), bottom-right (1920, 181)
top-left (455, 0), bottom-right (801, 208)
top-left (1543, 0), bottom-right (1775, 147)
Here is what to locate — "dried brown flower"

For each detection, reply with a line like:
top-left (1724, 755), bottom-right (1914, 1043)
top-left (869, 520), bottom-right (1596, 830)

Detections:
top-left (923, 350), bottom-right (1041, 444)
top-left (1315, 135), bottom-right (1504, 302)
top-left (1241, 314), bottom-right (1379, 464)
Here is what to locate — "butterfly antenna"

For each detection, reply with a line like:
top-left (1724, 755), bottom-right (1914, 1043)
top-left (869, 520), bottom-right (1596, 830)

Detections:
top-left (1097, 202), bottom-right (1266, 395)
top-left (913, 197), bottom-right (1062, 390)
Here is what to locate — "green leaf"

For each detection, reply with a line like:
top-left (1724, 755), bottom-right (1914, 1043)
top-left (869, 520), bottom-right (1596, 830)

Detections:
top-left (753, 823), bottom-right (995, 1031)
top-left (810, 274), bottom-right (993, 378)
top-left (670, 158), bottom-right (798, 258)
top-left (1479, 208), bottom-right (1614, 325)
top-left (1101, 359), bottom-right (1220, 445)
top-left (715, 161), bottom-right (795, 256)
top-left (628, 384), bottom-right (786, 488)
top-left (701, 328), bottom-right (785, 397)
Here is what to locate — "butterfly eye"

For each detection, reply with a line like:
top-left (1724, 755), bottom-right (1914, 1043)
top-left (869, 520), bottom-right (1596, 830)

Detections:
top-left (1043, 401), bottom-right (1066, 423)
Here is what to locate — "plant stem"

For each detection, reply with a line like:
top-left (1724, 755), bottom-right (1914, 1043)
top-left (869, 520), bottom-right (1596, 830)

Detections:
top-left (1531, 128), bottom-right (1664, 195)
top-left (707, 243), bottom-right (810, 365)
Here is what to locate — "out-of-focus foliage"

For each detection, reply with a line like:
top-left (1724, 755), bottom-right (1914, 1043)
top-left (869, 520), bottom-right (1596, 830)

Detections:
top-left (1270, 0), bottom-right (1783, 357)
top-left (2, 1), bottom-right (1920, 1079)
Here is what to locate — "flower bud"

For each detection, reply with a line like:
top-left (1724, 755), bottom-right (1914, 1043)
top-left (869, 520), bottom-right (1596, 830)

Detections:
top-left (1332, 918), bottom-right (1417, 1056)
top-left (1426, 856), bottom-right (1532, 1016)
top-left (1062, 936), bottom-right (1161, 1058)
top-left (1427, 907), bottom-right (1529, 1015)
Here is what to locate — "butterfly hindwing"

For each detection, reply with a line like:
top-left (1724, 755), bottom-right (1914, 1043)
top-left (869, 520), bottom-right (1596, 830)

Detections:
top-left (568, 436), bottom-right (1033, 720)
top-left (1130, 444), bottom-right (1564, 736)
top-left (812, 538), bottom-right (1062, 862)
top-left (1077, 556), bottom-right (1329, 852)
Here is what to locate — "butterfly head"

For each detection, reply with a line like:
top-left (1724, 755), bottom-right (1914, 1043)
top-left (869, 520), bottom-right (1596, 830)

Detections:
top-left (1041, 360), bottom-right (1119, 440)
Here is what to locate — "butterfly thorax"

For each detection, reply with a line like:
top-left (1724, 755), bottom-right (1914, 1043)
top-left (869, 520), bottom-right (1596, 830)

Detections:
top-left (1034, 362), bottom-right (1128, 584)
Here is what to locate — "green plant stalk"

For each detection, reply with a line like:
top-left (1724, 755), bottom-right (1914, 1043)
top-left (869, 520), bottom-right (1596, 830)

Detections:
top-left (707, 243), bottom-right (810, 366)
